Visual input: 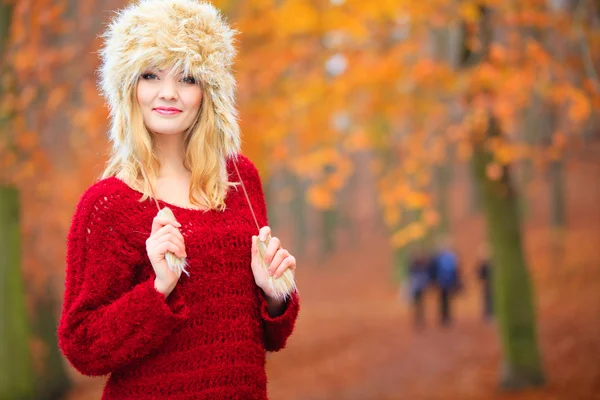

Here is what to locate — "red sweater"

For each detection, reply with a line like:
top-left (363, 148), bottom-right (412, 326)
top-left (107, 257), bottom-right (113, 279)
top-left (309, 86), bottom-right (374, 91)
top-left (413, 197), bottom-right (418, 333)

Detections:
top-left (58, 155), bottom-right (299, 399)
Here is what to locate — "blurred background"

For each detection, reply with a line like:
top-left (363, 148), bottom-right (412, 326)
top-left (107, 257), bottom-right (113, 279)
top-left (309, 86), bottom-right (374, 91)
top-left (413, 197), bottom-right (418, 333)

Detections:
top-left (1, 0), bottom-right (599, 399)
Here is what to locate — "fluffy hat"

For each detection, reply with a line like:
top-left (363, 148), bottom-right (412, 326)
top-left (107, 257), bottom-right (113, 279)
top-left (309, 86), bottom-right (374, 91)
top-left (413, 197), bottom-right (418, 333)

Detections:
top-left (98, 0), bottom-right (240, 156)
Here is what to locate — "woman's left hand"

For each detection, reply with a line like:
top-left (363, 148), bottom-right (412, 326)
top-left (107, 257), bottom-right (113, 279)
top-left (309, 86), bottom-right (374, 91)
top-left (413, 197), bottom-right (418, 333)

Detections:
top-left (251, 226), bottom-right (296, 300)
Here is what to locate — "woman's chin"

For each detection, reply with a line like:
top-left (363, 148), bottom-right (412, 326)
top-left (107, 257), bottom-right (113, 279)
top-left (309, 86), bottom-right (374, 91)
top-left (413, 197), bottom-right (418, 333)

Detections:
top-left (149, 127), bottom-right (187, 136)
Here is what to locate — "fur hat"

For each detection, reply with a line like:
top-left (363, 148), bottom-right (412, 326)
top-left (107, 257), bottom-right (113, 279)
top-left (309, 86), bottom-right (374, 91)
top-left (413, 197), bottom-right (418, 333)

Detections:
top-left (98, 0), bottom-right (240, 156)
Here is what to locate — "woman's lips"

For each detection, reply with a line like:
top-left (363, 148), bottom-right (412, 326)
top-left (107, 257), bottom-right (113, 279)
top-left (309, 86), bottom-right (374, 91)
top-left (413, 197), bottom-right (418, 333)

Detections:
top-left (153, 108), bottom-right (182, 115)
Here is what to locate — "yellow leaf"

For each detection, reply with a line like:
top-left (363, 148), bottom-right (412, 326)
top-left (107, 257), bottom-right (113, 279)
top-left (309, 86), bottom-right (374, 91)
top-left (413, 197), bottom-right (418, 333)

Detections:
top-left (391, 229), bottom-right (409, 248)
top-left (407, 222), bottom-right (426, 240)
top-left (567, 90), bottom-right (591, 123)
top-left (405, 192), bottom-right (429, 210)
top-left (325, 174), bottom-right (345, 191)
top-left (276, 0), bottom-right (318, 36)
top-left (307, 185), bottom-right (334, 210)
top-left (460, 3), bottom-right (481, 23)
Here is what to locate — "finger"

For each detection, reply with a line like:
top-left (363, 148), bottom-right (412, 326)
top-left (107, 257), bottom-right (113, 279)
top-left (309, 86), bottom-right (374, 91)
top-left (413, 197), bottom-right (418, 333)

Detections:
top-left (159, 239), bottom-right (186, 258)
top-left (264, 236), bottom-right (281, 266)
top-left (251, 235), bottom-right (258, 257)
top-left (268, 248), bottom-right (289, 275)
top-left (287, 255), bottom-right (297, 271)
top-left (152, 216), bottom-right (181, 232)
top-left (151, 216), bottom-right (181, 235)
top-left (273, 255), bottom-right (296, 279)
top-left (258, 226), bottom-right (272, 241)
top-left (156, 241), bottom-right (184, 259)
top-left (156, 233), bottom-right (186, 257)
top-left (154, 224), bottom-right (185, 243)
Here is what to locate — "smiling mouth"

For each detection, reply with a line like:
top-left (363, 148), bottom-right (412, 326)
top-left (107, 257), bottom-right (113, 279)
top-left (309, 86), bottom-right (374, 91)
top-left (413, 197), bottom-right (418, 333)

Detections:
top-left (153, 108), bottom-right (182, 115)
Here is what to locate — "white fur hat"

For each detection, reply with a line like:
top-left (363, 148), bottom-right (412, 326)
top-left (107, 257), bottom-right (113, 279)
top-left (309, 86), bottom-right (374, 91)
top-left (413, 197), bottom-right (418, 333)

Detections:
top-left (98, 0), bottom-right (240, 156)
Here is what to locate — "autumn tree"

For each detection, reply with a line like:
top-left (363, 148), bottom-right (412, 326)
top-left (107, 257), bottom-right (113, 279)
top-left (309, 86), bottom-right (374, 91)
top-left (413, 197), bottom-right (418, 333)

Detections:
top-left (0, 0), bottom-right (129, 396)
top-left (461, 8), bottom-right (546, 388)
top-left (232, 0), bottom-right (598, 390)
top-left (0, 2), bottom-right (37, 399)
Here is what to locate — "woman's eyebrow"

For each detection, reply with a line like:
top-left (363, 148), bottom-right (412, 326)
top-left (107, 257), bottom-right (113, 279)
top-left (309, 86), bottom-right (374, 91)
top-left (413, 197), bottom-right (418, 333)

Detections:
top-left (156, 68), bottom-right (184, 75)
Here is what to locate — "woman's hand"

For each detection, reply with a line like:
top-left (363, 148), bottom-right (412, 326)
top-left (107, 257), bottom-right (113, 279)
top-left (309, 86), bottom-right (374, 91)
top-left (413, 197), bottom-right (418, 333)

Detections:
top-left (146, 216), bottom-right (187, 297)
top-left (251, 226), bottom-right (297, 301)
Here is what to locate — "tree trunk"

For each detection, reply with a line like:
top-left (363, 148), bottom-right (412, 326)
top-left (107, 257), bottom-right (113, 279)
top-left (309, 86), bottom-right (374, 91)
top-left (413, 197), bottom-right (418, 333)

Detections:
top-left (1, 2), bottom-right (71, 397)
top-left (0, 3), bottom-right (11, 57)
top-left (321, 208), bottom-right (337, 259)
top-left (393, 247), bottom-right (409, 283)
top-left (0, 7), bottom-right (37, 398)
top-left (458, 6), bottom-right (545, 388)
top-left (290, 172), bottom-right (307, 256)
top-left (32, 287), bottom-right (71, 400)
top-left (0, 186), bottom-right (36, 400)
top-left (471, 118), bottom-right (545, 389)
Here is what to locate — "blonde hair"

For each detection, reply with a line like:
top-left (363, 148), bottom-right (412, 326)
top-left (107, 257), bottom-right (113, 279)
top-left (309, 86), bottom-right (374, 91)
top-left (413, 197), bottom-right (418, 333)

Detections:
top-left (100, 80), bottom-right (237, 211)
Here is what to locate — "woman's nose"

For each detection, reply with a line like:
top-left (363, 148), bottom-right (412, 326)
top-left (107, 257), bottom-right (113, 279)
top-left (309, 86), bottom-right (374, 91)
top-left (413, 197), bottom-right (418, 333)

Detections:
top-left (158, 79), bottom-right (178, 100)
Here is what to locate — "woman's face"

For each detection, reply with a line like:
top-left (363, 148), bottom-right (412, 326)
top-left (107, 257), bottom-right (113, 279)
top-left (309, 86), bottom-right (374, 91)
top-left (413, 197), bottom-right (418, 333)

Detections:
top-left (136, 65), bottom-right (203, 136)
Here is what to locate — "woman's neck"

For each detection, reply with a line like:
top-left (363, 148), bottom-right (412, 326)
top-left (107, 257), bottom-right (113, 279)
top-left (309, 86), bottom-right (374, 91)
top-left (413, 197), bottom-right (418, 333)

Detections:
top-left (153, 132), bottom-right (189, 179)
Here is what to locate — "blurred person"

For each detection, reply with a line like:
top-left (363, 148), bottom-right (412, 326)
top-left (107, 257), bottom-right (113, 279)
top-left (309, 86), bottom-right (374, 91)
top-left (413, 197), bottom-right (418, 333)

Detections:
top-left (57, 1), bottom-right (299, 399)
top-left (408, 250), bottom-right (430, 329)
top-left (477, 243), bottom-right (494, 321)
top-left (433, 239), bottom-right (461, 326)
top-left (426, 249), bottom-right (438, 286)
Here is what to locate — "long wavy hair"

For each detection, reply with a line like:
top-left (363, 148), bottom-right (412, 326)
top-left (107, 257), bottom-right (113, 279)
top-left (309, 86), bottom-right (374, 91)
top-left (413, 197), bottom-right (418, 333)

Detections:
top-left (100, 80), bottom-right (236, 211)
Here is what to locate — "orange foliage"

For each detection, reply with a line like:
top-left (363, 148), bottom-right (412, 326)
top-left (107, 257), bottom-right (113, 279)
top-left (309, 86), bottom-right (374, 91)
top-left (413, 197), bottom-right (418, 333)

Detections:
top-left (1, 0), bottom-right (599, 298)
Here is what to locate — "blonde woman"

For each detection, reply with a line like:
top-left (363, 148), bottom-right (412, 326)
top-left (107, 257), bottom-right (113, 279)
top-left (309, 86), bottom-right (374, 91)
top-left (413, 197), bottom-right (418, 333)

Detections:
top-left (57, 1), bottom-right (299, 398)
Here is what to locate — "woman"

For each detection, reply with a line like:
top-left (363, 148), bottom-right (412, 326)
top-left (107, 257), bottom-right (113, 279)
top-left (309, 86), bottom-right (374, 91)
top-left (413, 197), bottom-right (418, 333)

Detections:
top-left (57, 1), bottom-right (300, 398)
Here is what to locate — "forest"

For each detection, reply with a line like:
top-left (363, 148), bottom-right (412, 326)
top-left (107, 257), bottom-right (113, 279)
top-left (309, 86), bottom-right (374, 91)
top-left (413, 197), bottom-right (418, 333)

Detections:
top-left (0, 0), bottom-right (599, 399)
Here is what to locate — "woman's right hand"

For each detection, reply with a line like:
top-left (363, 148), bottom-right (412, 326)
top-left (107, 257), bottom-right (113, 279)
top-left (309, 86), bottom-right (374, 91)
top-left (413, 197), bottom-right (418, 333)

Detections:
top-left (146, 216), bottom-right (187, 297)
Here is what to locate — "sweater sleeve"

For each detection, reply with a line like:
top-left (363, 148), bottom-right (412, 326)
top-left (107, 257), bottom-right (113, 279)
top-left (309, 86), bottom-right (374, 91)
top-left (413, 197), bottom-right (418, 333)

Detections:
top-left (58, 186), bottom-right (189, 376)
top-left (258, 288), bottom-right (300, 352)
top-left (236, 155), bottom-right (300, 352)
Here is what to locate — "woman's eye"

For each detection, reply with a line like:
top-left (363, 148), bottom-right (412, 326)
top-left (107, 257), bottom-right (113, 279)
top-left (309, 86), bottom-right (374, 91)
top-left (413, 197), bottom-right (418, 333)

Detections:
top-left (141, 73), bottom-right (157, 80)
top-left (182, 76), bottom-right (196, 84)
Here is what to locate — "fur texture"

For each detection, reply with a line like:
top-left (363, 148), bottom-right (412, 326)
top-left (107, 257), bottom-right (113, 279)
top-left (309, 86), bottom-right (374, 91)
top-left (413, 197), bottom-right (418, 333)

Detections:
top-left (98, 0), bottom-right (240, 157)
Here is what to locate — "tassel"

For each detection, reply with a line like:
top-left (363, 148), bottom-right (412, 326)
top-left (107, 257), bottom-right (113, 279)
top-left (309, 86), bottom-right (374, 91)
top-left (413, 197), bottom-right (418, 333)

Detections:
top-left (257, 234), bottom-right (297, 301)
top-left (157, 207), bottom-right (189, 277)
top-left (137, 161), bottom-right (189, 278)
top-left (231, 160), bottom-right (296, 300)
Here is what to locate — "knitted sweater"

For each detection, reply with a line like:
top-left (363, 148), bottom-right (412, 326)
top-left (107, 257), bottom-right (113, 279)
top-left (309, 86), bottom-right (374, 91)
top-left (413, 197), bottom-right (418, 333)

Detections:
top-left (58, 155), bottom-right (299, 400)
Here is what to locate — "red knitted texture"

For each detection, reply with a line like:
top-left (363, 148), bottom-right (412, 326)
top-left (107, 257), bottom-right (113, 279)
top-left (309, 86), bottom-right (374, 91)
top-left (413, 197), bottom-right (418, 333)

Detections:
top-left (58, 155), bottom-right (299, 399)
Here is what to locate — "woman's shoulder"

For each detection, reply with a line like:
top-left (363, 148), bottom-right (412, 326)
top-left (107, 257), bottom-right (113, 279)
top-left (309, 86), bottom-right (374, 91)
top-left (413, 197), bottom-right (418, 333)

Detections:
top-left (77, 177), bottom-right (133, 208)
top-left (68, 177), bottom-right (146, 262)
top-left (72, 177), bottom-right (140, 226)
top-left (227, 154), bottom-right (262, 181)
